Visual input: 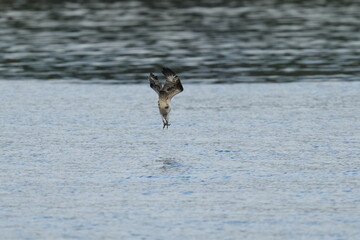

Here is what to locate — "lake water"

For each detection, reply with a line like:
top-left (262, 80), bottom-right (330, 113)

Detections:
top-left (1, 0), bottom-right (360, 83)
top-left (1, 0), bottom-right (360, 239)
top-left (1, 80), bottom-right (360, 239)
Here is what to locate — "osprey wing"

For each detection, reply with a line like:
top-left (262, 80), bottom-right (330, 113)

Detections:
top-left (149, 73), bottom-right (161, 95)
top-left (161, 67), bottom-right (183, 100)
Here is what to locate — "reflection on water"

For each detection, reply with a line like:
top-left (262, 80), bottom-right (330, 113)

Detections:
top-left (1, 0), bottom-right (360, 83)
top-left (156, 157), bottom-right (183, 171)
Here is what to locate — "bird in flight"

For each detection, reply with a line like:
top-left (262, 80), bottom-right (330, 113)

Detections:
top-left (149, 67), bottom-right (184, 128)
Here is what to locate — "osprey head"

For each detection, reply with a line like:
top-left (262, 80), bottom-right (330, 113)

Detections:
top-left (158, 98), bottom-right (171, 128)
top-left (158, 99), bottom-right (171, 116)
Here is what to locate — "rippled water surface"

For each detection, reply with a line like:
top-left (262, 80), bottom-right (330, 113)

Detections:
top-left (1, 1), bottom-right (360, 239)
top-left (1, 0), bottom-right (360, 83)
top-left (1, 80), bottom-right (360, 239)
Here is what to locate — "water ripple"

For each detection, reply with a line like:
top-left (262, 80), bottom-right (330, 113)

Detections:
top-left (1, 0), bottom-right (360, 83)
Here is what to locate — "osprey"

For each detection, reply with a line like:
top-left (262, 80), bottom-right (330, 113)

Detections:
top-left (149, 67), bottom-right (184, 128)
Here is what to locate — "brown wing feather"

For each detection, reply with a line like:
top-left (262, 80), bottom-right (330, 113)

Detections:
top-left (161, 67), bottom-right (183, 100)
top-left (149, 73), bottom-right (161, 95)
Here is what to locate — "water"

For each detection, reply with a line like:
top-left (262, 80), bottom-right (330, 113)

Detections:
top-left (1, 0), bottom-right (360, 239)
top-left (1, 80), bottom-right (360, 239)
top-left (1, 0), bottom-right (360, 83)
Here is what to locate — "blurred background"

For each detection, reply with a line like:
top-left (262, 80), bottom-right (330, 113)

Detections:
top-left (1, 0), bottom-right (360, 84)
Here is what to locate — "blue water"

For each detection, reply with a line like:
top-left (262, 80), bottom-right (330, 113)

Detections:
top-left (1, 0), bottom-right (360, 238)
top-left (1, 81), bottom-right (359, 239)
top-left (1, 0), bottom-right (360, 83)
